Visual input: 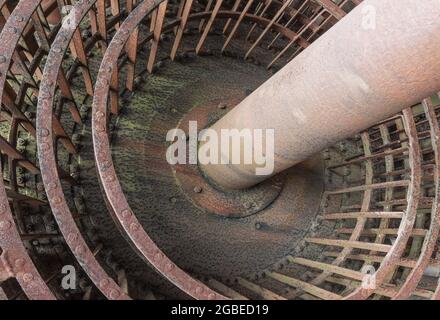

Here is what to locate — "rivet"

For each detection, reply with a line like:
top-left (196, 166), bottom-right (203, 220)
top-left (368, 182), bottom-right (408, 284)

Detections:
top-left (154, 252), bottom-right (163, 261)
top-left (14, 258), bottom-right (25, 268)
top-left (129, 223), bottom-right (139, 232)
top-left (121, 209), bottom-right (131, 218)
top-left (52, 197), bottom-right (62, 205)
top-left (23, 273), bottom-right (34, 282)
top-left (165, 263), bottom-right (174, 271)
top-left (95, 111), bottom-right (105, 119)
top-left (75, 245), bottom-right (85, 255)
top-left (208, 293), bottom-right (216, 300)
top-left (218, 103), bottom-right (227, 110)
top-left (100, 279), bottom-right (110, 288)
top-left (39, 128), bottom-right (50, 137)
top-left (0, 55), bottom-right (6, 63)
top-left (67, 233), bottom-right (77, 242)
top-left (109, 289), bottom-right (120, 299)
top-left (40, 142), bottom-right (50, 152)
top-left (47, 182), bottom-right (57, 190)
top-left (0, 220), bottom-right (11, 230)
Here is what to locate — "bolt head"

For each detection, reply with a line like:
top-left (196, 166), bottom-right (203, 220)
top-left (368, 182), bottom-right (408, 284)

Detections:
top-left (218, 103), bottom-right (227, 110)
top-left (244, 202), bottom-right (253, 209)
top-left (193, 186), bottom-right (202, 193)
top-left (169, 197), bottom-right (177, 203)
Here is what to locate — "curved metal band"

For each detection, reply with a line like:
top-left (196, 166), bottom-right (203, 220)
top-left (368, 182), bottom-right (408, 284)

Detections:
top-left (92, 0), bottom-right (228, 300)
top-left (394, 98), bottom-right (440, 299)
top-left (345, 109), bottom-right (422, 299)
top-left (0, 0), bottom-right (55, 300)
top-left (0, 165), bottom-right (55, 300)
top-left (36, 0), bottom-right (130, 300)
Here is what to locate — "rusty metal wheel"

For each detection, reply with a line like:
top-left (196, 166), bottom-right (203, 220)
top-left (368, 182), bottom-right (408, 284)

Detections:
top-left (1, 0), bottom-right (440, 300)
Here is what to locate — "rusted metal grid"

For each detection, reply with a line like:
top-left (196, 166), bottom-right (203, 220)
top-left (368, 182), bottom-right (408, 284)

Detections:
top-left (7, 0), bottom-right (440, 300)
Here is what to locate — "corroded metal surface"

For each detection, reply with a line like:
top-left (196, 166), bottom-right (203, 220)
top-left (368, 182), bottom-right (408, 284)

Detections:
top-left (175, 98), bottom-right (286, 218)
top-left (201, 0), bottom-right (440, 190)
top-left (37, 0), bottom-right (130, 300)
top-left (2, 0), bottom-right (440, 301)
top-left (91, 0), bottom-right (226, 300)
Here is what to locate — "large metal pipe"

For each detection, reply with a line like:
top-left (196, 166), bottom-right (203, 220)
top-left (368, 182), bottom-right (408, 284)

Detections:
top-left (200, 0), bottom-right (440, 190)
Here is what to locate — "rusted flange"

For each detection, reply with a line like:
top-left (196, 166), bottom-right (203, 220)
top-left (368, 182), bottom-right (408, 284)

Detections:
top-left (174, 97), bottom-right (285, 218)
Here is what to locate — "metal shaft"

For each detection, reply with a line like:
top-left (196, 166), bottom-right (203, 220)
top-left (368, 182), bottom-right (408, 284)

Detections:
top-left (201, 0), bottom-right (440, 190)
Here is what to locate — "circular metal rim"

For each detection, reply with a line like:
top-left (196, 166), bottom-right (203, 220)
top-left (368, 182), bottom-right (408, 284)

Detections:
top-left (3, 0), bottom-right (439, 300)
top-left (91, 0), bottom-right (228, 300)
top-left (0, 0), bottom-right (56, 300)
top-left (36, 0), bottom-right (130, 300)
top-left (344, 110), bottom-right (422, 299)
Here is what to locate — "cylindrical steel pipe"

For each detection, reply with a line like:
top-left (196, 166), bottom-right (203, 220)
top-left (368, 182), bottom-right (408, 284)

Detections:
top-left (201, 0), bottom-right (440, 190)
